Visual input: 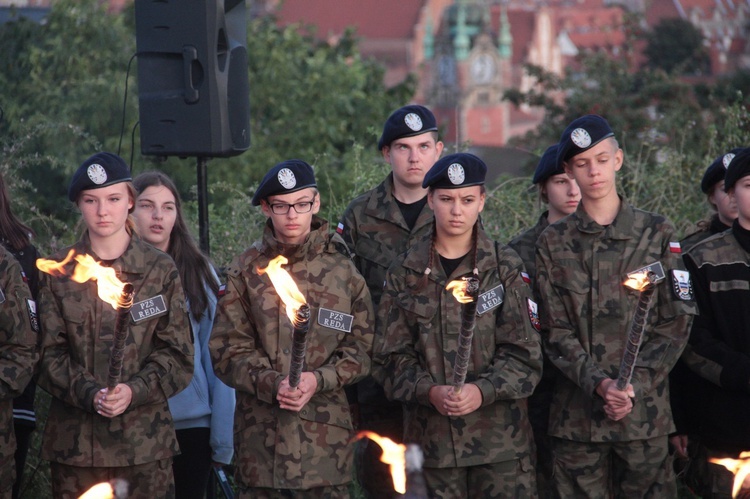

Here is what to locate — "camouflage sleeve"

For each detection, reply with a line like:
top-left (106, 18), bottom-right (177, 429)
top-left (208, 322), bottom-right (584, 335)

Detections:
top-left (373, 271), bottom-right (435, 406)
top-left (0, 256), bottom-right (38, 400)
top-left (338, 204), bottom-right (360, 269)
top-left (313, 272), bottom-right (373, 393)
top-left (473, 256), bottom-right (543, 406)
top-left (127, 266), bottom-right (194, 407)
top-left (627, 231), bottom-right (696, 399)
top-left (683, 252), bottom-right (746, 390)
top-left (210, 269), bottom-right (283, 405)
top-left (535, 236), bottom-right (610, 397)
top-left (37, 274), bottom-right (102, 411)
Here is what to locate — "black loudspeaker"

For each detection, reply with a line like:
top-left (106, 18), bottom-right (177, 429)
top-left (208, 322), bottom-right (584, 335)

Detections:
top-left (134, 0), bottom-right (250, 158)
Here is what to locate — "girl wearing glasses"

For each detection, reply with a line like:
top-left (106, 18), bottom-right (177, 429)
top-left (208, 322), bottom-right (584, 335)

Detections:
top-left (210, 159), bottom-right (374, 498)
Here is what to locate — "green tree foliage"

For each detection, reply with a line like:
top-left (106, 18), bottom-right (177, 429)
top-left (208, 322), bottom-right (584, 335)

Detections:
top-left (644, 18), bottom-right (710, 75)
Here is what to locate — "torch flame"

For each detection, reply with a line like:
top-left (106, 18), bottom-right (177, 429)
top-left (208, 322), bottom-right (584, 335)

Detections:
top-left (356, 431), bottom-right (407, 494)
top-left (257, 255), bottom-right (307, 321)
top-left (37, 250), bottom-right (127, 309)
top-left (623, 271), bottom-right (656, 292)
top-left (710, 452), bottom-right (750, 497)
top-left (446, 278), bottom-right (476, 304)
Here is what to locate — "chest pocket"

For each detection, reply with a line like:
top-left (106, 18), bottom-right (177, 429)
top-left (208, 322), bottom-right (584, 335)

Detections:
top-left (355, 237), bottom-right (395, 270)
top-left (396, 291), bottom-right (438, 342)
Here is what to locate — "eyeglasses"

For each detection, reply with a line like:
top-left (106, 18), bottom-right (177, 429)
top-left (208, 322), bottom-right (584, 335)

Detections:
top-left (268, 196), bottom-right (316, 215)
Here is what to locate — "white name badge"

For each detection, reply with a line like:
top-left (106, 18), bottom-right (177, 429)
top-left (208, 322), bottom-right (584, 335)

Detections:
top-left (477, 284), bottom-right (504, 316)
top-left (317, 308), bottom-right (354, 333)
top-left (130, 295), bottom-right (168, 323)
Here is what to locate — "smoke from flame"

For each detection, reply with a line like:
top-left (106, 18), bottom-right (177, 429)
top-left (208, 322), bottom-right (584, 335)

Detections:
top-left (356, 431), bottom-right (407, 493)
top-left (446, 278), bottom-right (476, 304)
top-left (257, 255), bottom-right (307, 321)
top-left (710, 452), bottom-right (750, 497)
top-left (37, 250), bottom-right (127, 309)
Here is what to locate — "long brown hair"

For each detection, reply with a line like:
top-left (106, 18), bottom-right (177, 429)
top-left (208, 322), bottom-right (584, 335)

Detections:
top-left (0, 171), bottom-right (34, 251)
top-left (133, 171), bottom-right (219, 320)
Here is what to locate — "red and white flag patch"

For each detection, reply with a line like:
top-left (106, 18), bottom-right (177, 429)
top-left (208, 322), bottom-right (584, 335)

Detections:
top-left (336, 222), bottom-right (345, 234)
top-left (669, 241), bottom-right (682, 254)
top-left (521, 271), bottom-right (531, 284)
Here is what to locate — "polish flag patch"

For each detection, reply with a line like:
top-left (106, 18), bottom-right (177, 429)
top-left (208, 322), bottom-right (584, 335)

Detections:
top-left (218, 284), bottom-right (227, 297)
top-left (669, 242), bottom-right (682, 254)
top-left (521, 271), bottom-right (531, 284)
top-left (336, 222), bottom-right (345, 234)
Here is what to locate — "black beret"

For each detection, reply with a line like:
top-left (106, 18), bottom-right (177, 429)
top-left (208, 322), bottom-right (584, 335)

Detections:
top-left (251, 159), bottom-right (317, 206)
top-left (68, 152), bottom-right (132, 202)
top-left (422, 152), bottom-right (486, 189)
top-left (378, 105), bottom-right (438, 150)
top-left (723, 147), bottom-right (750, 192)
top-left (701, 148), bottom-right (744, 193)
top-left (557, 114), bottom-right (615, 165)
top-left (532, 144), bottom-right (562, 185)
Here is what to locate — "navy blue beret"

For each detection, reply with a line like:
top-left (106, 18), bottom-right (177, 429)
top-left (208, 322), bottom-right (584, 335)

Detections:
top-left (532, 144), bottom-right (562, 185)
top-left (68, 152), bottom-right (132, 202)
top-left (723, 147), bottom-right (750, 192)
top-left (422, 152), bottom-right (486, 189)
top-left (378, 105), bottom-right (438, 150)
top-left (701, 148), bottom-right (744, 193)
top-left (251, 159), bottom-right (317, 206)
top-left (557, 114), bottom-right (615, 165)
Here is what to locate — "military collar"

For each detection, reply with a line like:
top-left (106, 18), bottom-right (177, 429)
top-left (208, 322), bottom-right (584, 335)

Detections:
top-left (364, 173), bottom-right (433, 232)
top-left (573, 195), bottom-right (633, 240)
top-left (732, 219), bottom-right (750, 254)
top-left (74, 233), bottom-right (149, 276)
top-left (401, 224), bottom-right (497, 282)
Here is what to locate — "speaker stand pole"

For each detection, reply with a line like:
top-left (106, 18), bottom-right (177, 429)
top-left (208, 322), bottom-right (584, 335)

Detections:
top-left (197, 156), bottom-right (210, 255)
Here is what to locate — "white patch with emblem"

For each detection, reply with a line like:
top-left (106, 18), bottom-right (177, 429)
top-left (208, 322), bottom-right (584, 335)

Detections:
top-left (672, 270), bottom-right (694, 300)
top-left (723, 153), bottom-right (735, 169)
top-left (476, 284), bottom-right (504, 315)
top-left (318, 308), bottom-right (353, 333)
top-left (130, 295), bottom-right (168, 323)
top-left (447, 163), bottom-right (465, 185)
top-left (26, 298), bottom-right (39, 332)
top-left (87, 163), bottom-right (108, 185)
top-left (404, 112), bottom-right (423, 131)
top-left (527, 298), bottom-right (541, 332)
top-left (571, 128), bottom-right (592, 149)
top-left (277, 168), bottom-right (297, 190)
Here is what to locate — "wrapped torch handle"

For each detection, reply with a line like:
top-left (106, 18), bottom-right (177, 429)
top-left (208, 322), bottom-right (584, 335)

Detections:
top-left (107, 283), bottom-right (135, 390)
top-left (289, 304), bottom-right (311, 389)
top-left (453, 277), bottom-right (480, 393)
top-left (616, 273), bottom-right (658, 392)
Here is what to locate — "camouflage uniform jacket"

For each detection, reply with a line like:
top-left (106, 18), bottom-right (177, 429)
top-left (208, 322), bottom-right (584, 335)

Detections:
top-left (338, 173), bottom-right (433, 307)
top-left (535, 198), bottom-right (697, 442)
top-left (680, 214), bottom-right (730, 253)
top-left (0, 247), bottom-right (38, 487)
top-left (681, 223), bottom-right (750, 452)
top-left (509, 211), bottom-right (549, 281)
top-left (37, 235), bottom-right (194, 467)
top-left (374, 227), bottom-right (543, 468)
top-left (210, 216), bottom-right (374, 490)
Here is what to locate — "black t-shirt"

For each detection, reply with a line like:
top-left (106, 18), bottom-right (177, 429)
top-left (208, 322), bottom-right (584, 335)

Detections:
top-left (395, 196), bottom-right (428, 231)
top-left (439, 252), bottom-right (469, 278)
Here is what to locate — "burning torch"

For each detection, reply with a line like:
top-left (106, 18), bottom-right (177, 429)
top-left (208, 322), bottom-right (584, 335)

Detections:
top-left (37, 250), bottom-right (135, 392)
top-left (257, 255), bottom-right (310, 390)
top-left (355, 431), bottom-right (428, 498)
top-left (710, 452), bottom-right (750, 498)
top-left (617, 266), bottom-right (664, 391)
top-left (446, 276), bottom-right (480, 394)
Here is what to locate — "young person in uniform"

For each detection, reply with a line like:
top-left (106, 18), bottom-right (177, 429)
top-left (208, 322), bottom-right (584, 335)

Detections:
top-left (210, 159), bottom-right (374, 498)
top-left (132, 171), bottom-right (235, 499)
top-left (36, 152), bottom-right (194, 499)
top-left (678, 147), bottom-right (750, 497)
top-left (337, 104), bottom-right (443, 497)
top-left (0, 238), bottom-right (38, 499)
top-left (508, 143), bottom-right (580, 497)
top-left (374, 152), bottom-right (542, 498)
top-left (0, 171), bottom-right (42, 499)
top-left (535, 115), bottom-right (697, 498)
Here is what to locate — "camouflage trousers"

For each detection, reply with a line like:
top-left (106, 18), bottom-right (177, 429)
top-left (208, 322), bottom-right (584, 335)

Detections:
top-left (422, 456), bottom-right (536, 499)
top-left (237, 484), bottom-right (350, 498)
top-left (550, 436), bottom-right (675, 499)
top-left (50, 458), bottom-right (174, 499)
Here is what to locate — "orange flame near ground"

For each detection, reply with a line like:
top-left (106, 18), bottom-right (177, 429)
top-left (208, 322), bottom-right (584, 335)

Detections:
top-left (356, 431), bottom-right (407, 494)
top-left (446, 278), bottom-right (475, 304)
top-left (257, 255), bottom-right (307, 321)
top-left (78, 483), bottom-right (115, 499)
top-left (711, 452), bottom-right (750, 497)
top-left (37, 250), bottom-right (127, 309)
top-left (623, 271), bottom-right (653, 292)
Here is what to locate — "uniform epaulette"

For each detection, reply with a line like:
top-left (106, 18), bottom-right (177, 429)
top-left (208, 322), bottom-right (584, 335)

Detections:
top-left (328, 232), bottom-right (353, 259)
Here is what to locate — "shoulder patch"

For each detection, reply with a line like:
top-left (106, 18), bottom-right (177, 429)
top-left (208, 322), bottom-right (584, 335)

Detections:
top-left (521, 271), bottom-right (531, 284)
top-left (669, 241), bottom-right (682, 254)
top-left (218, 283), bottom-right (227, 297)
top-left (336, 222), bottom-right (345, 234)
top-left (26, 299), bottom-right (39, 333)
top-left (671, 270), bottom-right (694, 301)
top-left (527, 298), bottom-right (541, 332)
